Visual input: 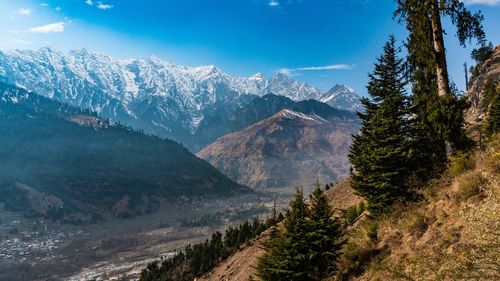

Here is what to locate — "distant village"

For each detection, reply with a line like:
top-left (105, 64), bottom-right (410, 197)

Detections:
top-left (0, 218), bottom-right (86, 262)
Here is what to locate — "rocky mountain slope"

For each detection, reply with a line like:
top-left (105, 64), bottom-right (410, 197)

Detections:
top-left (0, 47), bottom-right (361, 151)
top-left (467, 45), bottom-right (500, 123)
top-left (0, 82), bottom-right (247, 223)
top-left (197, 100), bottom-right (359, 191)
top-left (189, 94), bottom-right (296, 150)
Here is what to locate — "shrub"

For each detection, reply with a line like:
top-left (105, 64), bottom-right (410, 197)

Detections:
top-left (365, 221), bottom-right (379, 243)
top-left (338, 242), bottom-right (380, 280)
top-left (345, 202), bottom-right (365, 225)
top-left (484, 133), bottom-right (500, 173)
top-left (447, 152), bottom-right (475, 177)
top-left (456, 172), bottom-right (487, 202)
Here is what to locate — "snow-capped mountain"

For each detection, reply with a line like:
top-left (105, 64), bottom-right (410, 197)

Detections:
top-left (0, 47), bottom-right (361, 149)
top-left (320, 84), bottom-right (363, 112)
top-left (266, 72), bottom-right (324, 101)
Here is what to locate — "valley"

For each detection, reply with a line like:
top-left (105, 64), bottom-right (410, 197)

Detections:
top-left (0, 192), bottom-right (279, 281)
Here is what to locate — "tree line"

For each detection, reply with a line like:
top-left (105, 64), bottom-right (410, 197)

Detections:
top-left (139, 214), bottom-right (282, 281)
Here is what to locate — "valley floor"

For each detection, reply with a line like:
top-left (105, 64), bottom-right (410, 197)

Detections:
top-left (0, 192), bottom-right (285, 281)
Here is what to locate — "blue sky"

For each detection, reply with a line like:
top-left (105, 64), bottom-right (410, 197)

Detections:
top-left (0, 0), bottom-right (499, 95)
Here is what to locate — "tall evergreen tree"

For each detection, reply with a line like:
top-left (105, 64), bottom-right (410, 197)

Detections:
top-left (395, 0), bottom-right (484, 97)
top-left (308, 186), bottom-right (344, 279)
top-left (257, 187), bottom-right (345, 281)
top-left (395, 0), bottom-right (484, 156)
top-left (349, 36), bottom-right (412, 213)
top-left (257, 189), bottom-right (311, 281)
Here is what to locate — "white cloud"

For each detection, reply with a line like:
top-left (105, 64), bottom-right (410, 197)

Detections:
top-left (269, 0), bottom-right (279, 6)
top-left (40, 3), bottom-right (49, 7)
top-left (97, 2), bottom-right (113, 10)
top-left (296, 64), bottom-right (356, 71)
top-left (30, 22), bottom-right (65, 33)
top-left (85, 0), bottom-right (93, 6)
top-left (15, 8), bottom-right (33, 16)
top-left (279, 64), bottom-right (355, 75)
top-left (55, 6), bottom-right (62, 12)
top-left (463, 0), bottom-right (500, 5)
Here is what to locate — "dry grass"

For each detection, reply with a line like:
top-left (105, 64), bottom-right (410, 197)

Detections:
top-left (335, 135), bottom-right (500, 281)
top-left (447, 151), bottom-right (475, 178)
top-left (455, 171), bottom-right (487, 202)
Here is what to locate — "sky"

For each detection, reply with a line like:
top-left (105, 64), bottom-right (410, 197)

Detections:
top-left (0, 0), bottom-right (499, 96)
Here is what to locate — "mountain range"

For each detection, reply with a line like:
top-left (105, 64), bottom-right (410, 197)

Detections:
top-left (197, 97), bottom-right (359, 191)
top-left (0, 82), bottom-right (247, 223)
top-left (0, 47), bottom-right (361, 151)
top-left (0, 47), bottom-right (362, 202)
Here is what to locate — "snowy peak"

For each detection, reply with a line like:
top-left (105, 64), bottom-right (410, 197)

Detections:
top-left (249, 72), bottom-right (265, 81)
top-left (266, 73), bottom-right (323, 101)
top-left (320, 84), bottom-right (362, 112)
top-left (271, 72), bottom-right (294, 83)
top-left (0, 47), bottom-right (362, 150)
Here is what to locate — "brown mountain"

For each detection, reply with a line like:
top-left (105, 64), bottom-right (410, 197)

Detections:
top-left (197, 103), bottom-right (359, 193)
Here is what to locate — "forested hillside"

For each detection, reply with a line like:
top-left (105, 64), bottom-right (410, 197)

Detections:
top-left (0, 82), bottom-right (248, 223)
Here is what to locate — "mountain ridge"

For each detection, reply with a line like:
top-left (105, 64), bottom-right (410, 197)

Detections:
top-left (0, 47), bottom-right (362, 150)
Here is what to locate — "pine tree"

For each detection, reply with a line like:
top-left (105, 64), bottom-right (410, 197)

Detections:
top-left (486, 88), bottom-right (500, 136)
top-left (483, 79), bottom-right (498, 110)
top-left (349, 36), bottom-right (412, 213)
top-left (308, 186), bottom-right (344, 279)
top-left (395, 0), bottom-right (484, 156)
top-left (395, 0), bottom-right (485, 97)
top-left (257, 187), bottom-right (346, 280)
top-left (257, 189), bottom-right (311, 281)
top-left (471, 41), bottom-right (494, 65)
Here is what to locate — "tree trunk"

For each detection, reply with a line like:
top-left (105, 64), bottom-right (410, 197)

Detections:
top-left (430, 0), bottom-right (454, 157)
top-left (430, 0), bottom-right (450, 97)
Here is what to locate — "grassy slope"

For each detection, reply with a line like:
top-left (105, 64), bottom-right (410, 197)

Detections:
top-left (195, 136), bottom-right (499, 281)
top-left (336, 135), bottom-right (500, 281)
